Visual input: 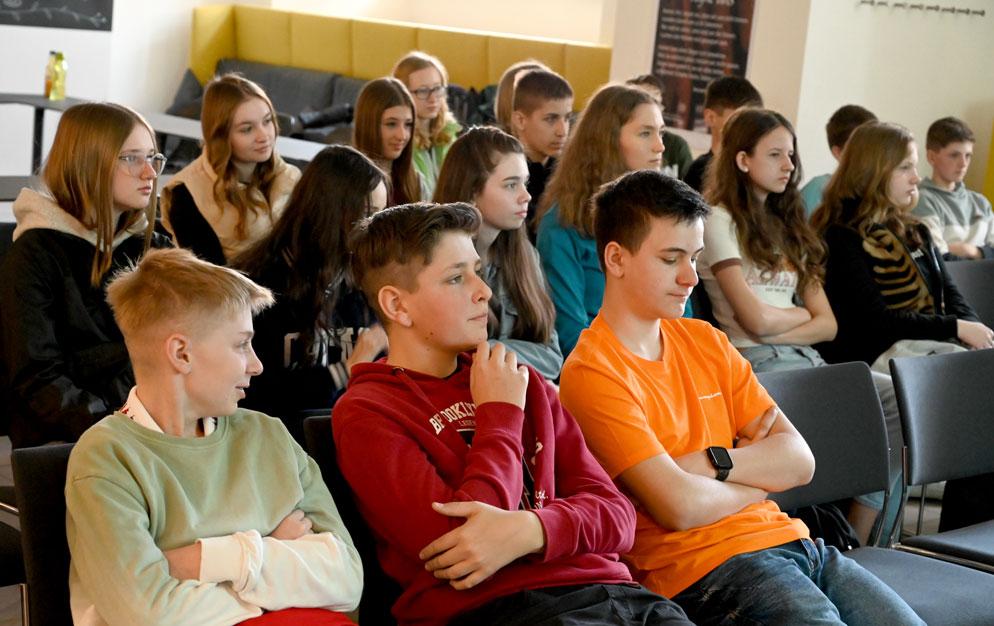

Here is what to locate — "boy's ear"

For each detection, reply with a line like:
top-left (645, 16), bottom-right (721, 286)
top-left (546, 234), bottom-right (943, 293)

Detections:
top-left (830, 144), bottom-right (844, 161)
top-left (702, 108), bottom-right (717, 131)
top-left (378, 285), bottom-right (413, 328)
top-left (510, 109), bottom-right (527, 136)
top-left (603, 241), bottom-right (627, 278)
top-left (925, 148), bottom-right (939, 168)
top-left (165, 333), bottom-right (193, 374)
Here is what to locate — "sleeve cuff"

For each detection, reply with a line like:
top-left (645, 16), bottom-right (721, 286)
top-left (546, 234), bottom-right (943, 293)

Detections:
top-left (197, 530), bottom-right (263, 590)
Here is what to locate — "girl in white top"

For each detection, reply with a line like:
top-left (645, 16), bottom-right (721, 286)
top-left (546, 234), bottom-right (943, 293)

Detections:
top-left (699, 108), bottom-right (898, 546)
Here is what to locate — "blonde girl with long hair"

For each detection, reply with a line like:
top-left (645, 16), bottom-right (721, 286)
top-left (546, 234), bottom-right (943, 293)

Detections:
top-left (2, 102), bottom-right (171, 448)
top-left (392, 51), bottom-right (461, 197)
top-left (534, 83), bottom-right (665, 356)
top-left (161, 73), bottom-right (301, 265)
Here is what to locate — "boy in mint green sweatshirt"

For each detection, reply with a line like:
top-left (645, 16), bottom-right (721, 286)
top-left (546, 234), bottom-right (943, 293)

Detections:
top-left (65, 247), bottom-right (362, 626)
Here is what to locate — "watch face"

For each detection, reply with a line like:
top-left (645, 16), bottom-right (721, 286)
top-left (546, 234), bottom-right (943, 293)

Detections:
top-left (708, 446), bottom-right (733, 470)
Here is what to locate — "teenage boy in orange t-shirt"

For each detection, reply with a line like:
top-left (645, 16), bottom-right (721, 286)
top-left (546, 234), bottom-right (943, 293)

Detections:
top-left (560, 169), bottom-right (923, 625)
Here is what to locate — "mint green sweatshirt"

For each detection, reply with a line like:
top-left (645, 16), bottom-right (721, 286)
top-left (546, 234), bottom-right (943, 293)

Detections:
top-left (66, 409), bottom-right (362, 626)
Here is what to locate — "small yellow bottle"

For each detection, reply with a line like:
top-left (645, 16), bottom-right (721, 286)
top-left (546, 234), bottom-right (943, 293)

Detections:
top-left (43, 51), bottom-right (56, 98)
top-left (49, 51), bottom-right (67, 101)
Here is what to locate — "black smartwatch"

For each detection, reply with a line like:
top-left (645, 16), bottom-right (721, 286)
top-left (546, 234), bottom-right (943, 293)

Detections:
top-left (706, 446), bottom-right (733, 482)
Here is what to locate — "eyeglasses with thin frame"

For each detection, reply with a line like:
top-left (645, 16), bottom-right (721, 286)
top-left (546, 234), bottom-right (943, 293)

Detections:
top-left (118, 153), bottom-right (167, 176)
top-left (410, 85), bottom-right (447, 101)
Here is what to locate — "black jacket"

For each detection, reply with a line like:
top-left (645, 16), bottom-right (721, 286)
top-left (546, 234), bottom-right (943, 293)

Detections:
top-left (1, 189), bottom-right (171, 447)
top-left (818, 222), bottom-right (978, 365)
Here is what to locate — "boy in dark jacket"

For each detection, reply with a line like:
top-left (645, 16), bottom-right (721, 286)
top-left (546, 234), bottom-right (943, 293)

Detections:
top-left (334, 202), bottom-right (690, 625)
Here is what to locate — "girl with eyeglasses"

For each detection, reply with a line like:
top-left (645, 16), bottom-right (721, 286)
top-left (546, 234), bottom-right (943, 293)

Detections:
top-left (161, 73), bottom-right (301, 266)
top-left (232, 146), bottom-right (389, 443)
top-left (1, 102), bottom-right (172, 448)
top-left (352, 77), bottom-right (428, 206)
top-left (433, 126), bottom-right (562, 380)
top-left (392, 51), bottom-right (462, 198)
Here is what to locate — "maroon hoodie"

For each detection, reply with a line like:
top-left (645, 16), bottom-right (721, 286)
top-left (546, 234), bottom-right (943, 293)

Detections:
top-left (333, 353), bottom-right (636, 625)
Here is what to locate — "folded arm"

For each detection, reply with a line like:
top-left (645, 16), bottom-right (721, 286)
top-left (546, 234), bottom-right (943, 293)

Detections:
top-left (753, 283), bottom-right (837, 345)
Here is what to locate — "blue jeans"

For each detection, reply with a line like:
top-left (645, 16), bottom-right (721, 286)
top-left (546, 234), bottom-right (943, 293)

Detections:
top-left (672, 539), bottom-right (924, 625)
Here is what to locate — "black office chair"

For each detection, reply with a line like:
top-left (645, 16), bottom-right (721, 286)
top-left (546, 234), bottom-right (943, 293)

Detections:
top-left (11, 443), bottom-right (75, 626)
top-left (888, 350), bottom-right (994, 571)
top-left (759, 362), bottom-right (994, 625)
top-left (945, 258), bottom-right (994, 329)
top-left (303, 416), bottom-right (401, 626)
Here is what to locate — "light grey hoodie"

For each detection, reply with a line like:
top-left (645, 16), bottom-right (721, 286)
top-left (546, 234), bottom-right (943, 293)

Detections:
top-left (913, 178), bottom-right (994, 258)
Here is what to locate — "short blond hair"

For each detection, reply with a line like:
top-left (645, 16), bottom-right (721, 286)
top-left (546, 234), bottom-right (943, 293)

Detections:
top-left (106, 248), bottom-right (274, 343)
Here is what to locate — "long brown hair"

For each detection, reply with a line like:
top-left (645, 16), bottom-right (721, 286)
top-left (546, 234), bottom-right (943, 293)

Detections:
top-left (535, 84), bottom-right (654, 237)
top-left (234, 146), bottom-right (385, 362)
top-left (353, 77), bottom-right (420, 205)
top-left (434, 127), bottom-right (556, 343)
top-left (705, 108), bottom-right (824, 293)
top-left (811, 121), bottom-right (923, 247)
top-left (494, 60), bottom-right (549, 132)
top-left (392, 51), bottom-right (457, 150)
top-left (201, 73), bottom-right (281, 239)
top-left (44, 102), bottom-right (157, 286)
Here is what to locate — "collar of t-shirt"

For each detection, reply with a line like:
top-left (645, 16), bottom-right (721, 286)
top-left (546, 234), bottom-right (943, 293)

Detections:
top-left (120, 386), bottom-right (217, 436)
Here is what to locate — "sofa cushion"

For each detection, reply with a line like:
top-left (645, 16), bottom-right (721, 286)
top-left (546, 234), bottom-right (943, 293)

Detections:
top-left (166, 69), bottom-right (204, 120)
top-left (331, 75), bottom-right (367, 110)
top-left (215, 58), bottom-right (337, 117)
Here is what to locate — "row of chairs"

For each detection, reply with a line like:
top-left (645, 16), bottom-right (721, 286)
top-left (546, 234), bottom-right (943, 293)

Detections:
top-left (5, 348), bottom-right (994, 625)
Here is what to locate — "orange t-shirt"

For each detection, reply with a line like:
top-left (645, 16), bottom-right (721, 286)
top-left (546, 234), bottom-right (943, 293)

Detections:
top-left (560, 315), bottom-right (808, 597)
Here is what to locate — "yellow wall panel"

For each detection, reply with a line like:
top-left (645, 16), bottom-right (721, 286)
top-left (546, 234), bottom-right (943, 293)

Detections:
top-left (564, 44), bottom-right (612, 110)
top-left (190, 5), bottom-right (235, 84)
top-left (234, 6), bottom-right (291, 66)
top-left (415, 28), bottom-right (489, 89)
top-left (487, 38), bottom-right (565, 85)
top-left (290, 13), bottom-right (352, 75)
top-left (352, 20), bottom-right (418, 80)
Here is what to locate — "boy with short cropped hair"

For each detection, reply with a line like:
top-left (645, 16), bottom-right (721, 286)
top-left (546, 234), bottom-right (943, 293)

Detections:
top-left (683, 76), bottom-right (763, 192)
top-left (913, 116), bottom-right (994, 260)
top-left (510, 69), bottom-right (573, 223)
top-left (626, 74), bottom-right (694, 179)
top-left (560, 169), bottom-right (923, 625)
top-left (66, 248), bottom-right (362, 626)
top-left (800, 104), bottom-right (877, 215)
top-left (334, 202), bottom-right (691, 625)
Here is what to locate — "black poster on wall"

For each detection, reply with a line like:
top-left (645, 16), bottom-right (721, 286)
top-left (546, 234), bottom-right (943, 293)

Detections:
top-left (0, 0), bottom-right (112, 31)
top-left (651, 0), bottom-right (755, 132)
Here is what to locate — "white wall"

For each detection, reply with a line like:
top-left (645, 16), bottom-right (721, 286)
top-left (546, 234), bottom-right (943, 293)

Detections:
top-left (272, 0), bottom-right (614, 44)
top-left (796, 0), bottom-right (994, 191)
top-left (0, 0), bottom-right (212, 175)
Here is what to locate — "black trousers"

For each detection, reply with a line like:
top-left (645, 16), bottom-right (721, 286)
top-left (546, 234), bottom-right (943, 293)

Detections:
top-left (449, 583), bottom-right (693, 626)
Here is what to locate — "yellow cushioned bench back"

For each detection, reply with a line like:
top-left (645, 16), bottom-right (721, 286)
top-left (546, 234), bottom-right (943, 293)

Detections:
top-left (190, 5), bottom-right (611, 109)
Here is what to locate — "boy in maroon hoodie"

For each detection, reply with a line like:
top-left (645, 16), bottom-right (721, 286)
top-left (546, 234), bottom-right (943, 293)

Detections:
top-left (334, 202), bottom-right (691, 625)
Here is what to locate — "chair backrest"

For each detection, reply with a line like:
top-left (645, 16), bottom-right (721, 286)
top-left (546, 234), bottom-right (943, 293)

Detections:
top-left (302, 416), bottom-right (400, 625)
top-left (758, 362), bottom-right (890, 511)
top-left (944, 259), bottom-right (994, 329)
top-left (889, 349), bottom-right (994, 486)
top-left (11, 443), bottom-right (75, 626)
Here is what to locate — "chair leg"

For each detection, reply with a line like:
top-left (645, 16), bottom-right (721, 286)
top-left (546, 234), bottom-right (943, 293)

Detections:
top-left (915, 483), bottom-right (927, 536)
top-left (19, 583), bottom-right (28, 626)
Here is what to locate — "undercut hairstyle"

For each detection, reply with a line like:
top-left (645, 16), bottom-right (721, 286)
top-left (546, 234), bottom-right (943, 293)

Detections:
top-left (233, 145), bottom-right (385, 363)
top-left (495, 60), bottom-right (550, 131)
top-left (353, 77), bottom-right (421, 206)
top-left (826, 105), bottom-right (877, 150)
top-left (812, 121), bottom-right (923, 247)
top-left (44, 102), bottom-right (158, 287)
top-left (107, 248), bottom-right (274, 344)
top-left (512, 70), bottom-right (574, 115)
top-left (926, 116), bottom-right (975, 151)
top-left (625, 74), bottom-right (665, 95)
top-left (703, 76), bottom-right (763, 112)
top-left (349, 203), bottom-right (481, 322)
top-left (706, 108), bottom-right (825, 294)
top-left (593, 169), bottom-right (710, 271)
top-left (392, 50), bottom-right (458, 150)
top-left (536, 83), bottom-right (655, 237)
top-left (434, 127), bottom-right (556, 343)
top-left (201, 73), bottom-right (281, 239)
